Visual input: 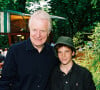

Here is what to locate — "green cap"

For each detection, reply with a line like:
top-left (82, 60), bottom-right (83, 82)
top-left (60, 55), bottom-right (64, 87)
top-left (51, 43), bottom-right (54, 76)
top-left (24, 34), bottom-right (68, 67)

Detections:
top-left (55, 36), bottom-right (76, 52)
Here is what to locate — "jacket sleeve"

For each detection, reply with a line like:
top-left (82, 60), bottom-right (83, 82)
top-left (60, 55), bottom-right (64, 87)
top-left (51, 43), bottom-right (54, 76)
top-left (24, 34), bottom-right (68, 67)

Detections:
top-left (0, 46), bottom-right (17, 90)
top-left (84, 70), bottom-right (96, 90)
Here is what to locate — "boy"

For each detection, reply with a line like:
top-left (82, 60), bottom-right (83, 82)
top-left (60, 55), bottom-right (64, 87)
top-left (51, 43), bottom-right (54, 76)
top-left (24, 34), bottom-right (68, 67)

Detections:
top-left (48, 36), bottom-right (96, 90)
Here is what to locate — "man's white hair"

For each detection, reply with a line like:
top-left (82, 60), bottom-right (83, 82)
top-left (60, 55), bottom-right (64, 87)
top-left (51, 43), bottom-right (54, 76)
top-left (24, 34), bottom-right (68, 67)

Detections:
top-left (29, 10), bottom-right (52, 32)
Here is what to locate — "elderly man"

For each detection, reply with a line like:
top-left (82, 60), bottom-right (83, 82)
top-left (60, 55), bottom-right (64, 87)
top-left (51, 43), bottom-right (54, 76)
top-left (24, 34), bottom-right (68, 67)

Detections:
top-left (0, 10), bottom-right (58, 90)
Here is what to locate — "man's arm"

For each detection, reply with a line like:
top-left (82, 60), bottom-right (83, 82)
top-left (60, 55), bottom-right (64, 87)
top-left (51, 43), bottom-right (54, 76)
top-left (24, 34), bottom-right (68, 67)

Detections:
top-left (0, 47), bottom-right (17, 90)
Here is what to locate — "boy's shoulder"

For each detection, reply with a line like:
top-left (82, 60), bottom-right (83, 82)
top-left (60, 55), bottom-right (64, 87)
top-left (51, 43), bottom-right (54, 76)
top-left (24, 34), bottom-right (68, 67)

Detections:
top-left (73, 62), bottom-right (92, 75)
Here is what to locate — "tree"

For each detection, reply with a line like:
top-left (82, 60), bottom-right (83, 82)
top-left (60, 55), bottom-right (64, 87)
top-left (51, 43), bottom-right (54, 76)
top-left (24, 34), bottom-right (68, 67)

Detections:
top-left (0, 0), bottom-right (26, 13)
top-left (48, 0), bottom-right (99, 41)
top-left (0, 0), bottom-right (48, 13)
top-left (15, 0), bottom-right (27, 13)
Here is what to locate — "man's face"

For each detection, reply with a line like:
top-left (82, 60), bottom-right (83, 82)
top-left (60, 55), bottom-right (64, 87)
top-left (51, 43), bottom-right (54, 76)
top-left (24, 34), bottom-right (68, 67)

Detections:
top-left (57, 46), bottom-right (75, 65)
top-left (29, 19), bottom-right (50, 48)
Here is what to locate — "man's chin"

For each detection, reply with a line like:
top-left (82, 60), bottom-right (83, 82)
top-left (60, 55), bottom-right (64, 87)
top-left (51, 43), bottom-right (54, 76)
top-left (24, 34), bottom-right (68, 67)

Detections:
top-left (34, 44), bottom-right (44, 47)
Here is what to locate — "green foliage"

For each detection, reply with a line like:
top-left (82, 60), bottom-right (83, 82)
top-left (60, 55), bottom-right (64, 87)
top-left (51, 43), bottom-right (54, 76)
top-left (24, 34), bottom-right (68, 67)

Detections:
top-left (26, 0), bottom-right (39, 2)
top-left (0, 0), bottom-right (26, 13)
top-left (0, 35), bottom-right (9, 49)
top-left (89, 23), bottom-right (100, 55)
top-left (73, 32), bottom-right (84, 48)
top-left (0, 0), bottom-right (15, 10)
top-left (75, 22), bottom-right (100, 90)
top-left (48, 0), bottom-right (99, 40)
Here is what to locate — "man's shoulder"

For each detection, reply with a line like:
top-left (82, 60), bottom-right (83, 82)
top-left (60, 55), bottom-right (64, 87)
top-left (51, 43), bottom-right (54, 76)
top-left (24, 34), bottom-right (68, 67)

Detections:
top-left (9, 40), bottom-right (27, 51)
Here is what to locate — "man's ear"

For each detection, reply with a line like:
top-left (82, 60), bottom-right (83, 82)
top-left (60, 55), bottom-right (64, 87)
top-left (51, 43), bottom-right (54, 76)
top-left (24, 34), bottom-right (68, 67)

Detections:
top-left (48, 31), bottom-right (51, 36)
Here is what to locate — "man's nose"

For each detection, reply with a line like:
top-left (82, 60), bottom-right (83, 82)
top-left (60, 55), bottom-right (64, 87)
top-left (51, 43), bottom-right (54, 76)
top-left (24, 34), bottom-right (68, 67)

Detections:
top-left (36, 31), bottom-right (41, 37)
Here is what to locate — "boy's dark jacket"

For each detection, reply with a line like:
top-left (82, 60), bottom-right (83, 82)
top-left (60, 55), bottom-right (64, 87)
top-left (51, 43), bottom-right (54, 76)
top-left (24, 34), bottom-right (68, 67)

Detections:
top-left (47, 61), bottom-right (96, 90)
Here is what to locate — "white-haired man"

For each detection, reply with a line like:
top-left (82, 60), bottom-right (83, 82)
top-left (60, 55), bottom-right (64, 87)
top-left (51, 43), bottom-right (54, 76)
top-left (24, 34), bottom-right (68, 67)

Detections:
top-left (0, 10), bottom-right (58, 90)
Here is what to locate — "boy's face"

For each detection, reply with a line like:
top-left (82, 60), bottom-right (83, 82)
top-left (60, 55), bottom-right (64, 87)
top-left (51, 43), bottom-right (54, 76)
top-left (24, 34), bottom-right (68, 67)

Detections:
top-left (57, 46), bottom-right (75, 65)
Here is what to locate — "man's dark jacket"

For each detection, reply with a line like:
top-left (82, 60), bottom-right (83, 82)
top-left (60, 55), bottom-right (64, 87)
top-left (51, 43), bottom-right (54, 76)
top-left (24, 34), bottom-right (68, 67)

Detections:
top-left (48, 61), bottom-right (96, 90)
top-left (0, 38), bottom-right (57, 90)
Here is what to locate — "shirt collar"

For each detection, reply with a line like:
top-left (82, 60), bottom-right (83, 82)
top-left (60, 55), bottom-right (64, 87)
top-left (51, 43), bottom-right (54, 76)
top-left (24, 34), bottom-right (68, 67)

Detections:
top-left (57, 60), bottom-right (77, 75)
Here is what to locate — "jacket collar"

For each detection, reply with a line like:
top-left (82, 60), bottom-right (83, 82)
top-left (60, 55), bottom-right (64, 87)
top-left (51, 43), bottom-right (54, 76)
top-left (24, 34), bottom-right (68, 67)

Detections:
top-left (57, 60), bottom-right (78, 75)
top-left (26, 38), bottom-right (34, 51)
top-left (25, 37), bottom-right (50, 51)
